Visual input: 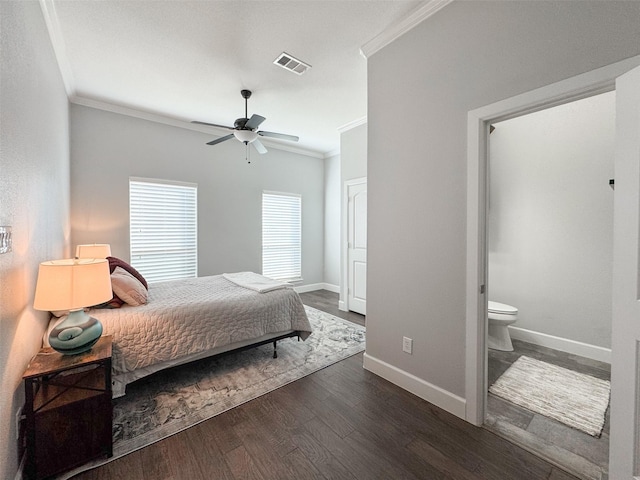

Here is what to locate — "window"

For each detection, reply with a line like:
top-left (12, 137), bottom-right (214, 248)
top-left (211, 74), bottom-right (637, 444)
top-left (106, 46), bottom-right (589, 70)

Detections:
top-left (129, 178), bottom-right (197, 283)
top-left (262, 191), bottom-right (301, 281)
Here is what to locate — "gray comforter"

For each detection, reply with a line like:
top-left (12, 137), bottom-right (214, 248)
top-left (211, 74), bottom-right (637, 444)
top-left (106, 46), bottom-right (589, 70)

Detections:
top-left (90, 275), bottom-right (312, 377)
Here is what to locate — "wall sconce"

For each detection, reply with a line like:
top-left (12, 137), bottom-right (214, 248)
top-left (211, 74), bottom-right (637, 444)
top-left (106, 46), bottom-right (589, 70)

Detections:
top-left (0, 226), bottom-right (12, 254)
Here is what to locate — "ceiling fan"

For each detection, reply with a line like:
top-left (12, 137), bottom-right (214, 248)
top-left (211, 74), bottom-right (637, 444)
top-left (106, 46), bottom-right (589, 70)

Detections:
top-left (192, 90), bottom-right (299, 154)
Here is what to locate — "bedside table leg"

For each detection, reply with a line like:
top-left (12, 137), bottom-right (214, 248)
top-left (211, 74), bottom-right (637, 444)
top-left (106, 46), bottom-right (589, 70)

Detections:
top-left (24, 379), bottom-right (36, 480)
top-left (106, 357), bottom-right (113, 458)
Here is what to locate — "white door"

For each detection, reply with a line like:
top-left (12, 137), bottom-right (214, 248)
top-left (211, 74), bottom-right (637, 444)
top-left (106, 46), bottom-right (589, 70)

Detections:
top-left (610, 64), bottom-right (640, 479)
top-left (348, 181), bottom-right (367, 315)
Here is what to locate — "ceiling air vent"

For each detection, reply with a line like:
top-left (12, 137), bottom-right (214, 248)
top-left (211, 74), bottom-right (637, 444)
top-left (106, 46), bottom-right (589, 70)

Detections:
top-left (273, 52), bottom-right (311, 75)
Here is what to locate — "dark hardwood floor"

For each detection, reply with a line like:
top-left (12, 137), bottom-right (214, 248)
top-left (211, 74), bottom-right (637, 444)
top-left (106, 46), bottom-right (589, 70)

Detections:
top-left (73, 290), bottom-right (577, 480)
top-left (300, 289), bottom-right (366, 327)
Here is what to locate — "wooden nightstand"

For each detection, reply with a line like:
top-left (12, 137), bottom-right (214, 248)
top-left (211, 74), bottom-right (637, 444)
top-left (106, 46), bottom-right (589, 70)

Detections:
top-left (23, 335), bottom-right (113, 480)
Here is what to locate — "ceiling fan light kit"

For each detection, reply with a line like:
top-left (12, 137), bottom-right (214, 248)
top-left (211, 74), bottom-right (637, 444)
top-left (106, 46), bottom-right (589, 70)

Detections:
top-left (233, 130), bottom-right (258, 144)
top-left (192, 90), bottom-right (299, 155)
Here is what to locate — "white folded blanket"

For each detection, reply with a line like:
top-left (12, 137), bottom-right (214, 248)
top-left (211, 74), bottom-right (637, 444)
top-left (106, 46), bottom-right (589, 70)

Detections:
top-left (222, 272), bottom-right (291, 293)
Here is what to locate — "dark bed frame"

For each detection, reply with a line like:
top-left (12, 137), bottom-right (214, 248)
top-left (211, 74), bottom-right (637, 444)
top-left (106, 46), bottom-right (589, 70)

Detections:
top-left (221, 330), bottom-right (302, 359)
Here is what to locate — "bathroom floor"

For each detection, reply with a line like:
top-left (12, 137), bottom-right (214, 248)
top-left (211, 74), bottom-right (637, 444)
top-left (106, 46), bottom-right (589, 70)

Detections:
top-left (485, 339), bottom-right (610, 480)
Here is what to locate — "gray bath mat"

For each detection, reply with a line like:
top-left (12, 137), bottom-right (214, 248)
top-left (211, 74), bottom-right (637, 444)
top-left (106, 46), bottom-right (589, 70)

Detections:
top-left (489, 355), bottom-right (610, 437)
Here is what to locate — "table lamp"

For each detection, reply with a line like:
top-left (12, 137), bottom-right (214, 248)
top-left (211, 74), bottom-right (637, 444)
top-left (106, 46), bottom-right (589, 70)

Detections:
top-left (75, 243), bottom-right (111, 259)
top-left (34, 258), bottom-right (112, 355)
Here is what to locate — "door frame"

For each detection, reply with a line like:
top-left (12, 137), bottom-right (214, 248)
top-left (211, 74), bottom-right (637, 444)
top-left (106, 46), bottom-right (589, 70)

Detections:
top-left (465, 55), bottom-right (640, 426)
top-left (609, 64), bottom-right (640, 480)
top-left (340, 176), bottom-right (367, 312)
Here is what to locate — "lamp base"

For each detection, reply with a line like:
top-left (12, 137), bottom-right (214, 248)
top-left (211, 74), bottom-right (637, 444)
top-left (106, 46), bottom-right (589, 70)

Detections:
top-left (48, 309), bottom-right (103, 355)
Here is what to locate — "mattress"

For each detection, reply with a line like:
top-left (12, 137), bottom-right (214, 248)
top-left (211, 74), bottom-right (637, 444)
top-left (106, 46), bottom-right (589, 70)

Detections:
top-left (45, 274), bottom-right (312, 396)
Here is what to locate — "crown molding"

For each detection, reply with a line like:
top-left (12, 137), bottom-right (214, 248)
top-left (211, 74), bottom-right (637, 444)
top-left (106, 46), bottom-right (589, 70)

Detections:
top-left (337, 116), bottom-right (367, 133)
top-left (40, 0), bottom-right (76, 97)
top-left (324, 149), bottom-right (341, 159)
top-left (360, 0), bottom-right (453, 58)
top-left (70, 96), bottom-right (326, 159)
top-left (39, 0), bottom-right (331, 159)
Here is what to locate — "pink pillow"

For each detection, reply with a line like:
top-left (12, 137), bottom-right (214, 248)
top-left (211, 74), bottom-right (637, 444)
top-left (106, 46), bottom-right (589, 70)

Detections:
top-left (111, 267), bottom-right (148, 306)
top-left (104, 256), bottom-right (147, 306)
top-left (107, 256), bottom-right (148, 289)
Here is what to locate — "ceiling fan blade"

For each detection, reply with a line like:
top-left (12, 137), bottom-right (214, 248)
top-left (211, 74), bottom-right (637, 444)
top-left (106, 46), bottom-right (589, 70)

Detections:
top-left (245, 114), bottom-right (266, 130)
top-left (258, 130), bottom-right (299, 142)
top-left (192, 120), bottom-right (234, 130)
top-left (206, 133), bottom-right (235, 145)
top-left (252, 139), bottom-right (268, 154)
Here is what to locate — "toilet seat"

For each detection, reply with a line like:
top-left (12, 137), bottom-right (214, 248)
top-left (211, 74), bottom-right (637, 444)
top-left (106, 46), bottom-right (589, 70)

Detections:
top-left (488, 301), bottom-right (518, 315)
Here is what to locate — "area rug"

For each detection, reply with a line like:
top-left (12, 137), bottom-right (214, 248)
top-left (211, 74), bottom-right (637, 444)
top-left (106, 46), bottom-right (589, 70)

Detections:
top-left (58, 305), bottom-right (365, 479)
top-left (489, 355), bottom-right (610, 437)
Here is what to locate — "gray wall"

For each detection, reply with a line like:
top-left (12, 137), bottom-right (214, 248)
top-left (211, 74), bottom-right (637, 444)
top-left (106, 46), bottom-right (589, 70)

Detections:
top-left (70, 105), bottom-right (325, 285)
top-left (341, 123), bottom-right (367, 182)
top-left (339, 123), bottom-right (367, 305)
top-left (366, 1), bottom-right (640, 398)
top-left (489, 92), bottom-right (615, 349)
top-left (324, 153), bottom-right (340, 288)
top-left (0, 2), bottom-right (70, 477)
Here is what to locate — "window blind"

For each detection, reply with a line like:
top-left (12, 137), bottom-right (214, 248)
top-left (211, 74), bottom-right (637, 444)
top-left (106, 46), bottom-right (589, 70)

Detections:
top-left (262, 192), bottom-right (302, 281)
top-left (129, 178), bottom-right (197, 283)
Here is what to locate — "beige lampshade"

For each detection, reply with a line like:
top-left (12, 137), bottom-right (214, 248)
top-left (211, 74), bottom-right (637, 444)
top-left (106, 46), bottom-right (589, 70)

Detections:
top-left (33, 258), bottom-right (113, 311)
top-left (75, 243), bottom-right (112, 259)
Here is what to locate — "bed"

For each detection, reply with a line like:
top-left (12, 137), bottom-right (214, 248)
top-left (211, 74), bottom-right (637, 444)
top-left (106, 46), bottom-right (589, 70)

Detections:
top-left (45, 271), bottom-right (312, 397)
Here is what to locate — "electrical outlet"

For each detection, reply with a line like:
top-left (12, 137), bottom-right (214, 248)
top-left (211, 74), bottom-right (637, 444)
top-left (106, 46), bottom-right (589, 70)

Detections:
top-left (402, 336), bottom-right (413, 354)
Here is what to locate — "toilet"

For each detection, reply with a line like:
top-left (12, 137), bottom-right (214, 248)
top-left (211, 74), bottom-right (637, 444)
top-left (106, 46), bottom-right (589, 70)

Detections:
top-left (487, 301), bottom-right (518, 351)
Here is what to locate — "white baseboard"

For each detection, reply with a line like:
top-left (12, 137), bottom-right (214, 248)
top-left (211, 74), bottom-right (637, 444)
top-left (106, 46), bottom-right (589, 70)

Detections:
top-left (509, 326), bottom-right (611, 364)
top-left (338, 300), bottom-right (347, 311)
top-left (294, 283), bottom-right (339, 294)
top-left (363, 352), bottom-right (466, 419)
top-left (321, 283), bottom-right (340, 294)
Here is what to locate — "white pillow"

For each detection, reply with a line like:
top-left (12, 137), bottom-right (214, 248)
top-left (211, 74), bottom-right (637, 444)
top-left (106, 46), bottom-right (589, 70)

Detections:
top-left (111, 266), bottom-right (148, 306)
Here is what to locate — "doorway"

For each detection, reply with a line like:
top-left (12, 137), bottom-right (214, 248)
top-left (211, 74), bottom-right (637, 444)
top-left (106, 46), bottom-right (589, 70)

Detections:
top-left (483, 93), bottom-right (614, 478)
top-left (465, 57), bottom-right (640, 479)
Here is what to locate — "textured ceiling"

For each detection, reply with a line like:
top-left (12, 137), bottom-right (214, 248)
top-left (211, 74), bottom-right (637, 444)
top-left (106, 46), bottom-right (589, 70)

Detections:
top-left (47, 0), bottom-right (424, 155)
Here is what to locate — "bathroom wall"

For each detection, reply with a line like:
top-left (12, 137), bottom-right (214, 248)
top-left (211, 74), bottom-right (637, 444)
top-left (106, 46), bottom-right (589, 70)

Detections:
top-left (488, 91), bottom-right (615, 349)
